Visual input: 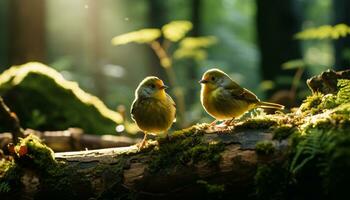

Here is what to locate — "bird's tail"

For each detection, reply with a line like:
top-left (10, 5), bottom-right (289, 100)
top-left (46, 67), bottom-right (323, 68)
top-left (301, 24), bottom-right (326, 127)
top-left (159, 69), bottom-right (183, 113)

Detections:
top-left (257, 101), bottom-right (284, 110)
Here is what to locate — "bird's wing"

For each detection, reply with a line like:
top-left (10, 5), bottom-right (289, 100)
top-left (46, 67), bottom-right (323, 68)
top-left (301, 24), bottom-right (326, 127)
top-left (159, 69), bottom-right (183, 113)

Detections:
top-left (225, 83), bottom-right (259, 103)
top-left (130, 99), bottom-right (137, 121)
top-left (166, 93), bottom-right (177, 122)
top-left (167, 93), bottom-right (176, 107)
top-left (131, 98), bottom-right (147, 121)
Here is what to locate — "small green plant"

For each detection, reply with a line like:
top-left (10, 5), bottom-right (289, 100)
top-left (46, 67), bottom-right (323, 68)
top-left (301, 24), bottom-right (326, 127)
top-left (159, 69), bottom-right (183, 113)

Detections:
top-left (0, 182), bottom-right (10, 193)
top-left (112, 20), bottom-right (217, 126)
top-left (197, 180), bottom-right (225, 194)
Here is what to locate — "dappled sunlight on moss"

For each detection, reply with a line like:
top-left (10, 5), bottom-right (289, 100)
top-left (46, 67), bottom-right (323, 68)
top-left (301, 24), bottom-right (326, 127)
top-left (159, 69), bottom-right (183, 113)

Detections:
top-left (147, 126), bottom-right (225, 173)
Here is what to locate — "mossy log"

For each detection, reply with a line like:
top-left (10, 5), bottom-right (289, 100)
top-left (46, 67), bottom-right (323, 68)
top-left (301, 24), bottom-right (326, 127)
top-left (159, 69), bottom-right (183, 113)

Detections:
top-left (0, 128), bottom-right (139, 152)
top-left (1, 69), bottom-right (350, 200)
top-left (4, 126), bottom-right (289, 200)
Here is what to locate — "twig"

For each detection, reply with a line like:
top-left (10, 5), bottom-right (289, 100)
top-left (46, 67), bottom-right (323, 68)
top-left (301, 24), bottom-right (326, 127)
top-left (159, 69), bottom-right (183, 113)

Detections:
top-left (0, 97), bottom-right (24, 144)
top-left (149, 41), bottom-right (187, 127)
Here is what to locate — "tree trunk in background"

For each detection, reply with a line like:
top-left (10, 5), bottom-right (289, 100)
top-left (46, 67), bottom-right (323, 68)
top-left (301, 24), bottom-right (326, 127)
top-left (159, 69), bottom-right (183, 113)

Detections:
top-left (0, 0), bottom-right (9, 71)
top-left (87, 0), bottom-right (106, 99)
top-left (148, 0), bottom-right (168, 81)
top-left (256, 0), bottom-right (302, 96)
top-left (186, 0), bottom-right (201, 105)
top-left (9, 0), bottom-right (46, 66)
top-left (333, 0), bottom-right (350, 70)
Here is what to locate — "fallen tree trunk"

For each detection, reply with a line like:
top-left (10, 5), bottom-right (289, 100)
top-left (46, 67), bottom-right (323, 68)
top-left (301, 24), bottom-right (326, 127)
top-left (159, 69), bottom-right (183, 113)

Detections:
top-left (54, 127), bottom-right (288, 198)
top-left (9, 125), bottom-right (290, 200)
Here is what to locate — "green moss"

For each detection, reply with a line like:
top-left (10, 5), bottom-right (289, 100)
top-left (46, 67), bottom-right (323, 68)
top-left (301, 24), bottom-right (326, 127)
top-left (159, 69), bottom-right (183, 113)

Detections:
top-left (197, 180), bottom-right (225, 194)
top-left (255, 141), bottom-right (275, 155)
top-left (299, 79), bottom-right (350, 116)
top-left (148, 126), bottom-right (225, 173)
top-left (0, 62), bottom-right (123, 134)
top-left (272, 124), bottom-right (297, 140)
top-left (0, 158), bottom-right (23, 194)
top-left (17, 134), bottom-right (56, 170)
top-left (318, 94), bottom-right (339, 110)
top-left (236, 117), bottom-right (278, 130)
top-left (37, 163), bottom-right (93, 199)
top-left (299, 92), bottom-right (324, 114)
top-left (254, 164), bottom-right (288, 199)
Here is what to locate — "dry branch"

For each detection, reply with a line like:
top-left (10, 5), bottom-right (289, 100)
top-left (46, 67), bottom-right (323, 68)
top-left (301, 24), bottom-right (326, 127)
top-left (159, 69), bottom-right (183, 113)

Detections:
top-left (0, 97), bottom-right (24, 144)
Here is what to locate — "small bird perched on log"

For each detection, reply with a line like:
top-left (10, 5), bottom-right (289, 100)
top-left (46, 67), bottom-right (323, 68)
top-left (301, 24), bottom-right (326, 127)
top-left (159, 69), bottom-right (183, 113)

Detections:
top-left (199, 68), bottom-right (284, 126)
top-left (131, 76), bottom-right (176, 148)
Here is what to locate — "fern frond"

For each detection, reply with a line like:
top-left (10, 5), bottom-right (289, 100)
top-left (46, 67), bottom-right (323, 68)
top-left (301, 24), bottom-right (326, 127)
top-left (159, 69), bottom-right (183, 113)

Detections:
top-left (336, 79), bottom-right (350, 104)
top-left (290, 129), bottom-right (335, 174)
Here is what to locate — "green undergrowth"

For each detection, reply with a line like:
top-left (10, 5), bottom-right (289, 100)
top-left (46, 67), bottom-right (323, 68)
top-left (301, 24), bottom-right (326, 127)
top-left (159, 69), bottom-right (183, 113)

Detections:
top-left (299, 79), bottom-right (350, 115)
top-left (254, 163), bottom-right (289, 199)
top-left (253, 78), bottom-right (350, 199)
top-left (0, 62), bottom-right (123, 134)
top-left (147, 125), bottom-right (225, 173)
top-left (0, 158), bottom-right (23, 195)
top-left (197, 180), bottom-right (225, 198)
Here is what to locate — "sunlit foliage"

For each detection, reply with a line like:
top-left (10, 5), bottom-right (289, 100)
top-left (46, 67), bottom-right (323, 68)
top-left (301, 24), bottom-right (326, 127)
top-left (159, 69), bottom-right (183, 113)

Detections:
top-left (296, 23), bottom-right (350, 40)
top-left (111, 28), bottom-right (161, 46)
top-left (174, 36), bottom-right (217, 61)
top-left (162, 20), bottom-right (193, 42)
top-left (281, 59), bottom-right (307, 70)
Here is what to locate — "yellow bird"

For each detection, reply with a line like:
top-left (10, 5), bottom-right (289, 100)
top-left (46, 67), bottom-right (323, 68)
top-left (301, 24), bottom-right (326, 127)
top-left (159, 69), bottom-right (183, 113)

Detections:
top-left (199, 68), bottom-right (284, 126)
top-left (131, 76), bottom-right (176, 148)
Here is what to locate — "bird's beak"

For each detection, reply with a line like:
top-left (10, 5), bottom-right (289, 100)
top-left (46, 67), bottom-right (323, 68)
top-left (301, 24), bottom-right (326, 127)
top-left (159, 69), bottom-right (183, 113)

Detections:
top-left (159, 85), bottom-right (168, 90)
top-left (199, 79), bottom-right (208, 84)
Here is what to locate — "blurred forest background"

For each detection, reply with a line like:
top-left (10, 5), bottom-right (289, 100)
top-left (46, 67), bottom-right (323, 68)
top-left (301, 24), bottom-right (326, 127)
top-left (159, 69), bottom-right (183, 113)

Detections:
top-left (0, 0), bottom-right (349, 129)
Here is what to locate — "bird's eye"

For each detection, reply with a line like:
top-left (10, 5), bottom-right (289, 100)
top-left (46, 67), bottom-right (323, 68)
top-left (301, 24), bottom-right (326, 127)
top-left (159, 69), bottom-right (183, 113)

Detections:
top-left (150, 84), bottom-right (156, 89)
top-left (211, 77), bottom-right (215, 81)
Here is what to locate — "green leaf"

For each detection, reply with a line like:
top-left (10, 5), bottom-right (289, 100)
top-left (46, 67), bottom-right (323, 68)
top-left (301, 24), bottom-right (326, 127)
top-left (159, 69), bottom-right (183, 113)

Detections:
top-left (282, 59), bottom-right (306, 70)
top-left (111, 28), bottom-right (161, 46)
top-left (162, 20), bottom-right (193, 42)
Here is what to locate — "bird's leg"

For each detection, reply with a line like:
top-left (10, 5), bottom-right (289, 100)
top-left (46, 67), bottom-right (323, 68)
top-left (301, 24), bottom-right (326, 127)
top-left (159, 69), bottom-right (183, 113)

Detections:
top-left (209, 120), bottom-right (218, 126)
top-left (224, 117), bottom-right (235, 126)
top-left (215, 118), bottom-right (235, 130)
top-left (165, 131), bottom-right (170, 141)
top-left (137, 132), bottom-right (148, 149)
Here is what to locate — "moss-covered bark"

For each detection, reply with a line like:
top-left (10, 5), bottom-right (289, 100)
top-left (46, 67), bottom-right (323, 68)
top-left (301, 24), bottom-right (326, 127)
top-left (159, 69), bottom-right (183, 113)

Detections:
top-left (0, 69), bottom-right (349, 200)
